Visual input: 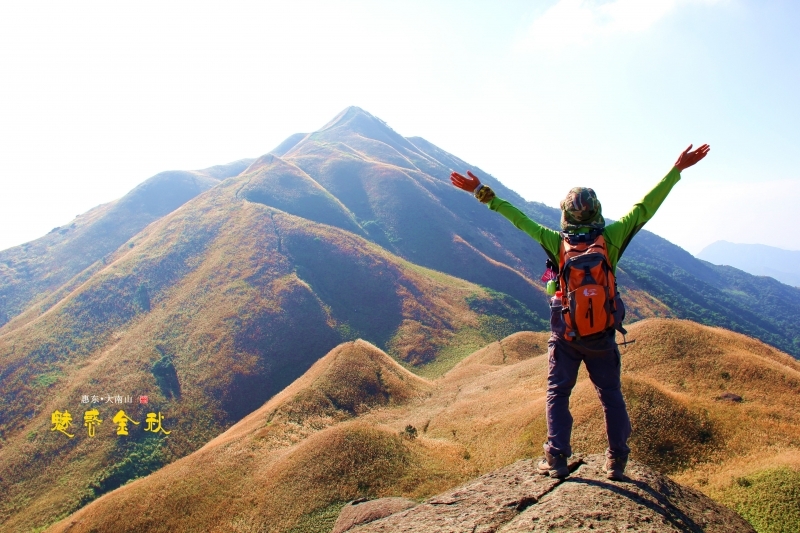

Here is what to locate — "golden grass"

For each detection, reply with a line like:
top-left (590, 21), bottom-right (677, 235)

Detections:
top-left (42, 342), bottom-right (433, 533)
top-left (0, 181), bottom-right (531, 532)
top-left (3, 167), bottom-right (796, 533)
top-left (5, 109), bottom-right (796, 533)
top-left (40, 318), bottom-right (800, 533)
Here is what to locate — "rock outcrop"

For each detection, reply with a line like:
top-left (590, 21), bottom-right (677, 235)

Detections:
top-left (334, 455), bottom-right (754, 532)
top-left (332, 497), bottom-right (418, 533)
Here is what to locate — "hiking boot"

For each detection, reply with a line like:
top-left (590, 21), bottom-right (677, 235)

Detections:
top-left (537, 451), bottom-right (569, 478)
top-left (603, 456), bottom-right (627, 481)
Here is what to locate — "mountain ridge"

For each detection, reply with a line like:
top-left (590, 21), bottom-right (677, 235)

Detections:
top-left (4, 107), bottom-right (798, 357)
top-left (1, 107), bottom-right (799, 531)
top-left (271, 107), bottom-right (800, 357)
top-left (0, 159), bottom-right (253, 330)
top-left (698, 240), bottom-right (800, 287)
top-left (0, 178), bottom-right (546, 530)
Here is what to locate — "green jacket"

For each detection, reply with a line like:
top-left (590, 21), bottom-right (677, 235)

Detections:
top-left (487, 167), bottom-right (682, 271)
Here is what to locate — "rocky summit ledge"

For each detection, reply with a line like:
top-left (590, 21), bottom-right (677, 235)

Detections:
top-left (332, 455), bottom-right (754, 533)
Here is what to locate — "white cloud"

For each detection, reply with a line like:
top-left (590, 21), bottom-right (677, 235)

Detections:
top-left (517, 0), bottom-right (723, 52)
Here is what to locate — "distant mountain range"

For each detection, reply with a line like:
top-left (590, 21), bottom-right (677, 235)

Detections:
top-left (1, 107), bottom-right (800, 530)
top-left (698, 240), bottom-right (800, 287)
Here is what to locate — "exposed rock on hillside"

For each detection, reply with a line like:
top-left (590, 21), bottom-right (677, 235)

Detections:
top-left (336, 455), bottom-right (754, 533)
top-left (332, 497), bottom-right (417, 533)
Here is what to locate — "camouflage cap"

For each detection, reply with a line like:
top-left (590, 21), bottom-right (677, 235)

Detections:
top-left (560, 187), bottom-right (605, 232)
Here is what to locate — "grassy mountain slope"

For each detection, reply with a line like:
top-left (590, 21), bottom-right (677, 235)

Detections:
top-left (285, 108), bottom-right (552, 309)
top-left (622, 231), bottom-right (800, 356)
top-left (6, 106), bottom-right (794, 358)
top-left (44, 319), bottom-right (800, 533)
top-left (0, 159), bottom-right (253, 330)
top-left (1, 106), bottom-right (798, 531)
top-left (238, 153), bottom-right (364, 236)
top-left (43, 341), bottom-right (432, 533)
top-left (0, 178), bottom-right (542, 531)
top-left (259, 106), bottom-right (799, 357)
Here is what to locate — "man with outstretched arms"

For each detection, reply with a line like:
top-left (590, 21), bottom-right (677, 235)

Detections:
top-left (450, 144), bottom-right (710, 480)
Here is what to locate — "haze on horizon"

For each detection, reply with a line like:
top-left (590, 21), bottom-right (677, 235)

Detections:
top-left (1, 0), bottom-right (798, 255)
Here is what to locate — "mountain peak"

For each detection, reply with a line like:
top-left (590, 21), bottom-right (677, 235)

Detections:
top-left (318, 106), bottom-right (390, 135)
top-left (311, 106), bottom-right (422, 156)
top-left (320, 105), bottom-right (374, 129)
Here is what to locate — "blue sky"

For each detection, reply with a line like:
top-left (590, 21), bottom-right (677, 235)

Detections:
top-left (1, 0), bottom-right (798, 254)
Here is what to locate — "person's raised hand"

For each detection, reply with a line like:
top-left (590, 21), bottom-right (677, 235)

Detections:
top-left (674, 144), bottom-right (710, 171)
top-left (450, 170), bottom-right (481, 193)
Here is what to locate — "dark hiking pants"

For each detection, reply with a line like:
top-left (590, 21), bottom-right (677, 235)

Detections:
top-left (543, 336), bottom-right (631, 460)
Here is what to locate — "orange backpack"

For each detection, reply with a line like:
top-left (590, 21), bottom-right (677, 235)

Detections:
top-left (557, 230), bottom-right (626, 341)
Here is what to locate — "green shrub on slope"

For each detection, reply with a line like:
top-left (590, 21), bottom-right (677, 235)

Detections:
top-left (717, 467), bottom-right (800, 533)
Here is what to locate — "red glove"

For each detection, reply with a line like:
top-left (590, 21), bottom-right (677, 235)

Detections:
top-left (674, 144), bottom-right (710, 171)
top-left (450, 170), bottom-right (481, 192)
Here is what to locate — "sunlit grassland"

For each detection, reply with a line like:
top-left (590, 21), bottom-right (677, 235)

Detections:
top-left (408, 326), bottom-right (496, 379)
top-left (0, 165), bottom-right (246, 333)
top-left (36, 319), bottom-right (797, 533)
top-left (1, 182), bottom-right (549, 532)
top-left (4, 106), bottom-right (800, 533)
